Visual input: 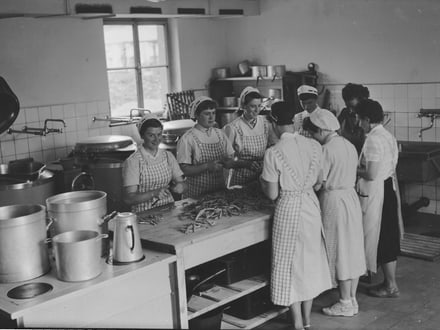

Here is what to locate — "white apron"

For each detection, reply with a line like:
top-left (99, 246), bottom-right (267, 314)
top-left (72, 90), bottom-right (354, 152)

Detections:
top-left (357, 149), bottom-right (399, 273)
top-left (185, 129), bottom-right (225, 198)
top-left (270, 143), bottom-right (331, 306)
top-left (132, 150), bottom-right (174, 213)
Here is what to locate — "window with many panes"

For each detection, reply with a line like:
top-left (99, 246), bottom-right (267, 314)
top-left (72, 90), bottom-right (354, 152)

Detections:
top-left (103, 20), bottom-right (169, 117)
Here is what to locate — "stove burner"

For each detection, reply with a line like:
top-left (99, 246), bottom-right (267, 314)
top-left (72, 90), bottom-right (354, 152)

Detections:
top-left (7, 282), bottom-right (53, 300)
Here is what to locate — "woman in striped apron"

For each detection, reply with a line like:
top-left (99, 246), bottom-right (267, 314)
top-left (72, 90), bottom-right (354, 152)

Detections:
top-left (223, 87), bottom-right (273, 186)
top-left (303, 109), bottom-right (366, 317)
top-left (122, 114), bottom-right (187, 213)
top-left (177, 96), bottom-right (235, 198)
top-left (356, 99), bottom-right (403, 298)
top-left (260, 101), bottom-right (331, 330)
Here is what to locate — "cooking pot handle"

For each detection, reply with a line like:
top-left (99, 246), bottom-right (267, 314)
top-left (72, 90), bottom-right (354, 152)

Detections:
top-left (46, 217), bottom-right (54, 231)
top-left (98, 210), bottom-right (118, 226)
top-left (44, 238), bottom-right (52, 244)
top-left (96, 233), bottom-right (109, 240)
top-left (126, 225), bottom-right (135, 252)
top-left (271, 74), bottom-right (277, 82)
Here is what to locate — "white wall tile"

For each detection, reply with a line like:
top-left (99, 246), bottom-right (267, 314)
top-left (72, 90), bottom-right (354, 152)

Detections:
top-left (395, 126), bottom-right (408, 141)
top-left (51, 105), bottom-right (64, 117)
top-left (98, 100), bottom-right (110, 115)
top-left (0, 140), bottom-right (15, 157)
top-left (366, 85), bottom-right (382, 99)
top-left (38, 106), bottom-right (51, 122)
top-left (76, 117), bottom-right (88, 131)
top-left (381, 98), bottom-right (395, 112)
top-left (41, 135), bottom-right (55, 150)
top-left (28, 137), bottom-right (42, 152)
top-left (15, 153), bottom-right (30, 161)
top-left (394, 113), bottom-right (408, 127)
top-left (382, 85), bottom-right (394, 98)
top-left (87, 102), bottom-right (98, 117)
top-left (42, 149), bottom-right (56, 163)
top-left (394, 98), bottom-right (408, 112)
top-left (15, 139), bottom-right (29, 154)
top-left (407, 113), bottom-right (421, 127)
top-left (394, 85), bottom-right (408, 98)
top-left (408, 98), bottom-right (422, 112)
top-left (422, 97), bottom-right (436, 109)
top-left (408, 127), bottom-right (421, 141)
top-left (54, 147), bottom-right (68, 159)
top-left (421, 127), bottom-right (436, 142)
top-left (422, 83), bottom-right (437, 99)
top-left (29, 151), bottom-right (43, 163)
top-left (15, 110), bottom-right (26, 125)
top-left (53, 133), bottom-right (66, 148)
top-left (65, 117), bottom-right (77, 132)
top-left (75, 103), bottom-right (87, 117)
top-left (63, 104), bottom-right (76, 119)
top-left (25, 107), bottom-right (39, 123)
top-left (408, 84), bottom-right (422, 98)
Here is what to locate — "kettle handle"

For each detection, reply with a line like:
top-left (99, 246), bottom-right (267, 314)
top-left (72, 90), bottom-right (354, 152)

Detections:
top-left (126, 225), bottom-right (135, 252)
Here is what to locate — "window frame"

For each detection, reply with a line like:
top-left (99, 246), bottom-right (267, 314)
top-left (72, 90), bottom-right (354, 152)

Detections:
top-left (103, 18), bottom-right (171, 113)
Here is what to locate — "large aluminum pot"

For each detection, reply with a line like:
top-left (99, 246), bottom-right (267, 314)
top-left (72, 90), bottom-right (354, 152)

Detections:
top-left (46, 191), bottom-right (110, 255)
top-left (51, 230), bottom-right (107, 282)
top-left (267, 65), bottom-right (286, 79)
top-left (212, 67), bottom-right (230, 79)
top-left (0, 170), bottom-right (55, 207)
top-left (0, 204), bottom-right (50, 283)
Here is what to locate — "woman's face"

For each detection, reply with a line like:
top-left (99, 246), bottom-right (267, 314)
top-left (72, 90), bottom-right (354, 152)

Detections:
top-left (346, 98), bottom-right (360, 111)
top-left (197, 108), bottom-right (217, 128)
top-left (358, 117), bottom-right (370, 134)
top-left (300, 98), bottom-right (318, 113)
top-left (142, 126), bottom-right (163, 151)
top-left (243, 98), bottom-right (262, 120)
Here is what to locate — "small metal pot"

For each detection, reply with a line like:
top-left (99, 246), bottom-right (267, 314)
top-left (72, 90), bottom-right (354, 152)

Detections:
top-left (267, 65), bottom-right (286, 80)
top-left (237, 60), bottom-right (250, 76)
top-left (50, 230), bottom-right (107, 282)
top-left (222, 96), bottom-right (238, 108)
top-left (251, 66), bottom-right (267, 78)
top-left (212, 67), bottom-right (230, 79)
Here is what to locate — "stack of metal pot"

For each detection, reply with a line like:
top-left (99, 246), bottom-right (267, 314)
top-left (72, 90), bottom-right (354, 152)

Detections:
top-left (45, 190), bottom-right (115, 282)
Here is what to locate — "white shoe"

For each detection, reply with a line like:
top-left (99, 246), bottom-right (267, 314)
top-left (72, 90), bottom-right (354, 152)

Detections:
top-left (351, 298), bottom-right (359, 315)
top-left (322, 301), bottom-right (354, 317)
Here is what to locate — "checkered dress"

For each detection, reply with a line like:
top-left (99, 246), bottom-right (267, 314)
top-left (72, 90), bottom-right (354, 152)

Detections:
top-left (185, 129), bottom-right (225, 198)
top-left (231, 119), bottom-right (269, 186)
top-left (270, 142), bottom-right (320, 306)
top-left (132, 150), bottom-right (174, 213)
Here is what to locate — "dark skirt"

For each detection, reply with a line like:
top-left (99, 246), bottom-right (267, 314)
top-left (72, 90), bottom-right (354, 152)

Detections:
top-left (377, 177), bottom-right (401, 264)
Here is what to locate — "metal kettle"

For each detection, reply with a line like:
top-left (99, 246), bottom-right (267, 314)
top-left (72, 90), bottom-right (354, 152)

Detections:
top-left (112, 212), bottom-right (144, 264)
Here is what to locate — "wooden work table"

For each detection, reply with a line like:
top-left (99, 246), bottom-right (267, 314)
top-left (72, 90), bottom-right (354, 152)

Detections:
top-left (0, 249), bottom-right (177, 328)
top-left (138, 199), bottom-right (279, 329)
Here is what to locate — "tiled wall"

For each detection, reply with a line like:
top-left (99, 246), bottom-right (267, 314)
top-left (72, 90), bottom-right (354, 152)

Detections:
top-left (325, 82), bottom-right (440, 215)
top-left (0, 100), bottom-right (116, 164)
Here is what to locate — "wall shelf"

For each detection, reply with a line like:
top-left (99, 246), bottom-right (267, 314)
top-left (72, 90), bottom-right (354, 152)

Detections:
top-left (187, 275), bottom-right (267, 320)
top-left (215, 76), bottom-right (283, 81)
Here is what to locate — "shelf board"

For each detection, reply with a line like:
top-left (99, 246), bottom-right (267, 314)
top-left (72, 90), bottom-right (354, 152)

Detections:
top-left (215, 76), bottom-right (282, 81)
top-left (217, 107), bottom-right (240, 111)
top-left (221, 306), bottom-right (289, 329)
top-left (187, 275), bottom-right (267, 320)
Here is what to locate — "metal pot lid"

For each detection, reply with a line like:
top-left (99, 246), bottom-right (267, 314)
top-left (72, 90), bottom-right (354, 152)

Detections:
top-left (162, 119), bottom-right (195, 133)
top-left (7, 282), bottom-right (53, 299)
top-left (74, 135), bottom-right (134, 153)
top-left (0, 77), bottom-right (20, 136)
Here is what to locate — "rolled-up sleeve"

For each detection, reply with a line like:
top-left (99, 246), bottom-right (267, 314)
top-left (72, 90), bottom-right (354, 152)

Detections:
top-left (220, 130), bottom-right (236, 158)
top-left (122, 156), bottom-right (139, 187)
top-left (167, 151), bottom-right (184, 180)
top-left (261, 147), bottom-right (279, 183)
top-left (177, 133), bottom-right (193, 164)
top-left (224, 123), bottom-right (241, 153)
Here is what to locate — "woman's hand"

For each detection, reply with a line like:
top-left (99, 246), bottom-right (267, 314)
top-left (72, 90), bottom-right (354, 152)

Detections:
top-left (171, 182), bottom-right (186, 194)
top-left (207, 160), bottom-right (223, 172)
top-left (250, 161), bottom-right (263, 172)
top-left (154, 188), bottom-right (169, 200)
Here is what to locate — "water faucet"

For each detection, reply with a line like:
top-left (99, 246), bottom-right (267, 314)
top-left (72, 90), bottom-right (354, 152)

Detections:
top-left (44, 119), bottom-right (66, 134)
top-left (7, 118), bottom-right (66, 136)
top-left (418, 113), bottom-right (438, 138)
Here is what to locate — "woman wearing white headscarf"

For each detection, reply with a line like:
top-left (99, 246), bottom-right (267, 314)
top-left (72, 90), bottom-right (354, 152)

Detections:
top-left (223, 87), bottom-right (275, 186)
top-left (303, 109), bottom-right (366, 317)
top-left (177, 96), bottom-right (235, 198)
top-left (261, 101), bottom-right (331, 330)
top-left (122, 114), bottom-right (187, 212)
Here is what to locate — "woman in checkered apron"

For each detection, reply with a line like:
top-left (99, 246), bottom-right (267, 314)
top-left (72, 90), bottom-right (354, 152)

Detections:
top-left (303, 109), bottom-right (366, 317)
top-left (260, 102), bottom-right (331, 330)
top-left (122, 114), bottom-right (187, 213)
top-left (224, 87), bottom-right (276, 186)
top-left (177, 97), bottom-right (235, 198)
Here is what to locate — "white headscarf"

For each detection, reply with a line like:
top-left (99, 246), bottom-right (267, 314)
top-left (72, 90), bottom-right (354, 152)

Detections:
top-left (239, 87), bottom-right (261, 109)
top-left (189, 96), bottom-right (215, 119)
top-left (309, 108), bottom-right (340, 131)
top-left (136, 113), bottom-right (161, 134)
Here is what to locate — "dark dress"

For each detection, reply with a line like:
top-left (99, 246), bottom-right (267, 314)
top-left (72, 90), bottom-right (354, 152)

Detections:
top-left (338, 107), bottom-right (364, 154)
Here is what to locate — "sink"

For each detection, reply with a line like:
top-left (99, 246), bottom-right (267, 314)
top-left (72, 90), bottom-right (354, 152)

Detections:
top-left (397, 141), bottom-right (440, 182)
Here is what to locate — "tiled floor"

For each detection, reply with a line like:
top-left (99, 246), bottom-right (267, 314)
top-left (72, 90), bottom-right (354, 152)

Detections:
top-left (257, 213), bottom-right (440, 330)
